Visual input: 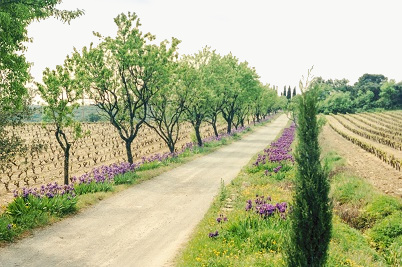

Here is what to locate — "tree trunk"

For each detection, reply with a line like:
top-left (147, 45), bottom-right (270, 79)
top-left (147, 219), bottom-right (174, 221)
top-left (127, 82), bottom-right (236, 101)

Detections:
top-left (227, 120), bottom-right (232, 134)
top-left (212, 122), bottom-right (219, 137)
top-left (194, 124), bottom-right (202, 146)
top-left (125, 139), bottom-right (133, 164)
top-left (64, 145), bottom-right (71, 185)
top-left (167, 141), bottom-right (175, 153)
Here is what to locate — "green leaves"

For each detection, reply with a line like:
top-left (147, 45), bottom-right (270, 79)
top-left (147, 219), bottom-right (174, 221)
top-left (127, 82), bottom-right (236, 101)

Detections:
top-left (37, 58), bottom-right (82, 136)
top-left (72, 12), bottom-right (181, 163)
top-left (0, 0), bottom-right (83, 170)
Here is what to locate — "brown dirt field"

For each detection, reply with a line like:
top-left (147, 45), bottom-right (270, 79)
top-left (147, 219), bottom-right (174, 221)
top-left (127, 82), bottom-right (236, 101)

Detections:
top-left (320, 123), bottom-right (402, 198)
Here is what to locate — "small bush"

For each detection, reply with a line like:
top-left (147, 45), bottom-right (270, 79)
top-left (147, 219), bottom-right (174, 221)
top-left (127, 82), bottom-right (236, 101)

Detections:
top-left (7, 194), bottom-right (77, 217)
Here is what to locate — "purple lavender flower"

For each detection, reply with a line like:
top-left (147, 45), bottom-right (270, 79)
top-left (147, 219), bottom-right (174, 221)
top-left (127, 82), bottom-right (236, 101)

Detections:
top-left (253, 123), bottom-right (296, 167)
top-left (245, 200), bottom-right (253, 211)
top-left (208, 230), bottom-right (219, 238)
top-left (246, 196), bottom-right (287, 219)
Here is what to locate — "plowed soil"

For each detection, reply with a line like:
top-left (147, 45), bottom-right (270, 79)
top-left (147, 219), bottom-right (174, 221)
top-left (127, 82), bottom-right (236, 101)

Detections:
top-left (320, 123), bottom-right (402, 198)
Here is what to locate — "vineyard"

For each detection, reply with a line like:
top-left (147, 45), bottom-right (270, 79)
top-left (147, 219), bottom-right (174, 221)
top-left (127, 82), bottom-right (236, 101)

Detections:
top-left (0, 121), bottom-right (229, 204)
top-left (326, 110), bottom-right (402, 172)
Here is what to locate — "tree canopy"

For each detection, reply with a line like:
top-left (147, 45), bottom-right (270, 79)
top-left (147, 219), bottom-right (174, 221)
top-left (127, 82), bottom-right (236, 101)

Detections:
top-left (316, 73), bottom-right (402, 114)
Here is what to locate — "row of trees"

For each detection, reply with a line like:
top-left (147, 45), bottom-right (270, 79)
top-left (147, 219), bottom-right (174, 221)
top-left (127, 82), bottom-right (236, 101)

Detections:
top-left (316, 74), bottom-right (402, 114)
top-left (36, 12), bottom-right (286, 184)
top-left (281, 85), bottom-right (297, 99)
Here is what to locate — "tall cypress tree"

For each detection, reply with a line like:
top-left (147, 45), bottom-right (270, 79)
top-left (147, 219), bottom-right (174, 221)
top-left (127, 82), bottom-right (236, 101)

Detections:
top-left (283, 86), bottom-right (287, 97)
top-left (287, 86), bottom-right (292, 100)
top-left (286, 85), bottom-right (332, 267)
top-left (293, 86), bottom-right (297, 97)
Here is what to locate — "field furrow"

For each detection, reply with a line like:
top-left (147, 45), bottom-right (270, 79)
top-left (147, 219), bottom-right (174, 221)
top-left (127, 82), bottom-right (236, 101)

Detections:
top-left (330, 115), bottom-right (402, 150)
top-left (326, 115), bottom-right (402, 171)
top-left (350, 114), bottom-right (402, 138)
top-left (339, 114), bottom-right (402, 142)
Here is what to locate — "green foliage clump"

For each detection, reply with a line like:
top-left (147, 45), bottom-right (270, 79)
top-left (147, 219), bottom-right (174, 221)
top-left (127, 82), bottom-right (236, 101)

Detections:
top-left (316, 74), bottom-right (402, 114)
top-left (331, 174), bottom-right (374, 206)
top-left (368, 212), bottom-right (402, 266)
top-left (113, 172), bottom-right (139, 185)
top-left (0, 193), bottom-right (77, 242)
top-left (360, 196), bottom-right (401, 229)
top-left (74, 182), bottom-right (113, 195)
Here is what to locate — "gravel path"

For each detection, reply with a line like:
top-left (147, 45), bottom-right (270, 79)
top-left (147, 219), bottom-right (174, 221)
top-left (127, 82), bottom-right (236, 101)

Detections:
top-left (0, 114), bottom-right (289, 267)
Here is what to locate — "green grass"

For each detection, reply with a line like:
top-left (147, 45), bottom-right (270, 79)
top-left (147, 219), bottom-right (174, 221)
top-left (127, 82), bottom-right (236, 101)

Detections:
top-left (324, 151), bottom-right (402, 266)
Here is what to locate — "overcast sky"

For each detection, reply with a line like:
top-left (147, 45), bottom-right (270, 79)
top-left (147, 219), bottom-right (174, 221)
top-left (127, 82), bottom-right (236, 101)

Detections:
top-left (25, 0), bottom-right (402, 94)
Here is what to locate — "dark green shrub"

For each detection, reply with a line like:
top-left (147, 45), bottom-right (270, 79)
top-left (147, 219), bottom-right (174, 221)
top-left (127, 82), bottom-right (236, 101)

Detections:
top-left (286, 86), bottom-right (332, 266)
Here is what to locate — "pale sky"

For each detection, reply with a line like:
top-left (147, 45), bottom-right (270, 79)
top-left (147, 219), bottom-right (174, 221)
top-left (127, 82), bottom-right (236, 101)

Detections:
top-left (25, 0), bottom-right (402, 95)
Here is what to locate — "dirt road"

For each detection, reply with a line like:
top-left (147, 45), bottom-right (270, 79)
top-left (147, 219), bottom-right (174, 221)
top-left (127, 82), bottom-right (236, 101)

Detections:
top-left (0, 114), bottom-right (289, 267)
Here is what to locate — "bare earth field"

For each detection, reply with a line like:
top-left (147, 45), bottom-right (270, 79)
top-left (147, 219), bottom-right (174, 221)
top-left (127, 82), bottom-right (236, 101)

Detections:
top-left (0, 114), bottom-right (289, 267)
top-left (320, 123), bottom-right (402, 198)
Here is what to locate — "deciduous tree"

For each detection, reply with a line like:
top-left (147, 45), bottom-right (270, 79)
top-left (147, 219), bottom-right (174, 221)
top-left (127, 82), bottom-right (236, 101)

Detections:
top-left (37, 57), bottom-right (84, 185)
top-left (181, 48), bottom-right (212, 146)
top-left (74, 12), bottom-right (180, 163)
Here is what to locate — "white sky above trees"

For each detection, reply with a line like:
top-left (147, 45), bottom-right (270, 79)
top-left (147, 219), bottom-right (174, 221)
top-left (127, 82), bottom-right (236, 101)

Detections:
top-left (25, 0), bottom-right (402, 98)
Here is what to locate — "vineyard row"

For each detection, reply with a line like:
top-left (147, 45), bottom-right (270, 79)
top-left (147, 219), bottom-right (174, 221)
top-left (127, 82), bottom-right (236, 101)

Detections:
top-left (330, 115), bottom-right (402, 151)
top-left (328, 123), bottom-right (402, 171)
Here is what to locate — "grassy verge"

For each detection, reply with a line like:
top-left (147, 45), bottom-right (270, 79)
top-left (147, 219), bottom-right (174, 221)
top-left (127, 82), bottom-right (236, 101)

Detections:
top-left (175, 123), bottom-right (400, 266)
top-left (0, 114), bottom-right (279, 245)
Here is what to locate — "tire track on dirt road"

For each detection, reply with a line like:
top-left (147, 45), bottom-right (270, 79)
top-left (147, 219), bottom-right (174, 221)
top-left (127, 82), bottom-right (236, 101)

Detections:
top-left (0, 114), bottom-right (289, 267)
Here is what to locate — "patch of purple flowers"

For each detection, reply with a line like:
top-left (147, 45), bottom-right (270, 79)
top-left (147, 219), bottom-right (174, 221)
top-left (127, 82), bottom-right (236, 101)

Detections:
top-left (202, 126), bottom-right (249, 143)
top-left (245, 195), bottom-right (288, 219)
top-left (216, 214), bottom-right (228, 223)
top-left (71, 162), bottom-right (138, 185)
top-left (254, 123), bottom-right (296, 167)
top-left (140, 152), bottom-right (178, 164)
top-left (13, 182), bottom-right (76, 199)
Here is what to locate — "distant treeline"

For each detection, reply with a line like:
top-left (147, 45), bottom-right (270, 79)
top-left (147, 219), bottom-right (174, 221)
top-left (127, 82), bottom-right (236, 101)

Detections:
top-left (27, 105), bottom-right (107, 123)
top-left (316, 74), bottom-right (402, 114)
